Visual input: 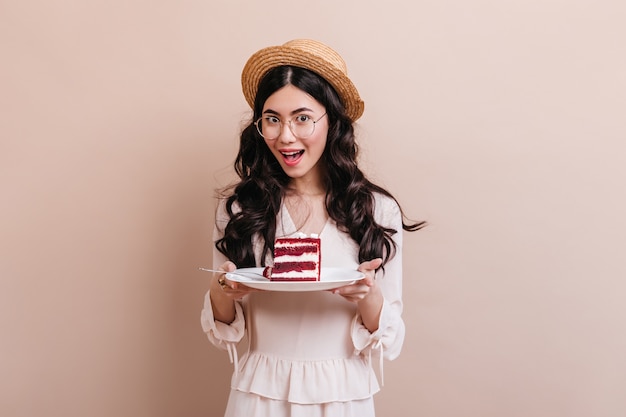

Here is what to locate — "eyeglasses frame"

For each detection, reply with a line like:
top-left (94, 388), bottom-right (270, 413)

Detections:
top-left (254, 112), bottom-right (327, 140)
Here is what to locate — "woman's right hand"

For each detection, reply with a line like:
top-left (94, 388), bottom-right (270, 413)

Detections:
top-left (210, 261), bottom-right (258, 324)
top-left (210, 261), bottom-right (258, 301)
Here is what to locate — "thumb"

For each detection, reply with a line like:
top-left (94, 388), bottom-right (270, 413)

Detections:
top-left (358, 258), bottom-right (383, 273)
top-left (367, 258), bottom-right (383, 270)
top-left (220, 261), bottom-right (237, 272)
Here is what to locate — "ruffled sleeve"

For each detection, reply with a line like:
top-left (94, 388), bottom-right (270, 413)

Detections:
top-left (350, 195), bottom-right (406, 381)
top-left (200, 290), bottom-right (245, 371)
top-left (200, 199), bottom-right (247, 369)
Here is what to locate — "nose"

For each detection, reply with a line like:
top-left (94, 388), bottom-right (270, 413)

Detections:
top-left (277, 121), bottom-right (296, 143)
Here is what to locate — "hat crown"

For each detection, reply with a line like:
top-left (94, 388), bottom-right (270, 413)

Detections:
top-left (282, 39), bottom-right (348, 75)
top-left (241, 39), bottom-right (364, 121)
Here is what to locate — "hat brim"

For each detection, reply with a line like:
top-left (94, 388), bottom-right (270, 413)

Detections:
top-left (241, 45), bottom-right (364, 122)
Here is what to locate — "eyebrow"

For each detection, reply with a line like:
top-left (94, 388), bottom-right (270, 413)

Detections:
top-left (262, 107), bottom-right (316, 116)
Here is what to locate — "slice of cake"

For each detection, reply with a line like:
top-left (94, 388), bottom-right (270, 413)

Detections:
top-left (263, 235), bottom-right (321, 281)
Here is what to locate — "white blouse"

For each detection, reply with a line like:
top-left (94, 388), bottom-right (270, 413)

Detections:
top-left (201, 193), bottom-right (406, 415)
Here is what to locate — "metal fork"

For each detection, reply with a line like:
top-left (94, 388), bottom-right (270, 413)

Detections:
top-left (198, 267), bottom-right (268, 281)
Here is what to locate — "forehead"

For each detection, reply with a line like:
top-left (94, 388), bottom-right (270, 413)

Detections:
top-left (262, 85), bottom-right (324, 114)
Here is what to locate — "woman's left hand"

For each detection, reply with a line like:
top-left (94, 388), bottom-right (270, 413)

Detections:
top-left (332, 258), bottom-right (383, 303)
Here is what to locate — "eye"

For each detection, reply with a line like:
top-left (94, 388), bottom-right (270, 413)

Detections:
top-left (264, 116), bottom-right (281, 125)
top-left (294, 114), bottom-right (311, 124)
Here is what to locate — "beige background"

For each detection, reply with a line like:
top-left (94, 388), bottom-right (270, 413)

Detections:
top-left (1, 1), bottom-right (625, 416)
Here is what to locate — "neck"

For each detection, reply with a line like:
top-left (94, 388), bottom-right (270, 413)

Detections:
top-left (288, 177), bottom-right (326, 197)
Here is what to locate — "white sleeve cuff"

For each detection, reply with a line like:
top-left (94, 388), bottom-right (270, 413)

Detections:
top-left (200, 290), bottom-right (245, 347)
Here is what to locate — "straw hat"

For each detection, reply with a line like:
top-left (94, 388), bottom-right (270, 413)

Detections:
top-left (241, 39), bottom-right (364, 121)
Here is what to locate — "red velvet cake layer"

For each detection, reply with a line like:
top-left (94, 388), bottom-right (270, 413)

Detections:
top-left (267, 236), bottom-right (321, 282)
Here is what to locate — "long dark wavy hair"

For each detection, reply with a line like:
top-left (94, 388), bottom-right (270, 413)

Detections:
top-left (216, 66), bottom-right (425, 268)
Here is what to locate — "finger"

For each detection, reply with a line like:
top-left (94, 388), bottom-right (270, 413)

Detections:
top-left (369, 258), bottom-right (383, 269)
top-left (358, 258), bottom-right (383, 273)
top-left (216, 261), bottom-right (238, 289)
top-left (334, 283), bottom-right (370, 296)
top-left (220, 261), bottom-right (237, 273)
top-left (357, 275), bottom-right (375, 286)
top-left (217, 274), bottom-right (230, 291)
top-left (339, 292), bottom-right (368, 302)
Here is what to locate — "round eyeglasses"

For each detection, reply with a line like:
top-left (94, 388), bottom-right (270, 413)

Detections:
top-left (255, 113), bottom-right (327, 140)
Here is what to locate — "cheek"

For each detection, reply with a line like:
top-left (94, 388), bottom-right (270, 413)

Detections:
top-left (306, 138), bottom-right (327, 156)
top-left (310, 129), bottom-right (329, 150)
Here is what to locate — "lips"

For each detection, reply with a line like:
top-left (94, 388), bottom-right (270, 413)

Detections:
top-left (279, 149), bottom-right (304, 166)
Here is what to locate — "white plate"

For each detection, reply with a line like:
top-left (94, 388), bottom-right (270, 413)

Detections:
top-left (226, 267), bottom-right (364, 292)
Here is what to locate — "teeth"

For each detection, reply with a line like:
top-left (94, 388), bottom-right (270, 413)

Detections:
top-left (282, 151), bottom-right (301, 156)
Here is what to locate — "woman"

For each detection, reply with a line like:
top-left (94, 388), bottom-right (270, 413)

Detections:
top-left (201, 39), bottom-right (424, 417)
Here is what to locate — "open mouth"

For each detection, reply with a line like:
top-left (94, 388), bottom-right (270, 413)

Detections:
top-left (280, 150), bottom-right (305, 165)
